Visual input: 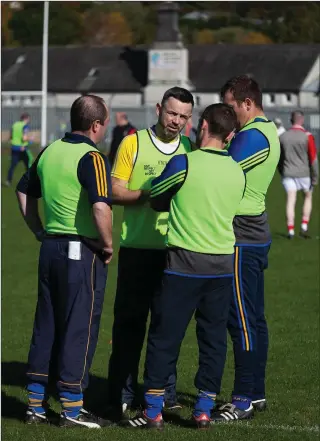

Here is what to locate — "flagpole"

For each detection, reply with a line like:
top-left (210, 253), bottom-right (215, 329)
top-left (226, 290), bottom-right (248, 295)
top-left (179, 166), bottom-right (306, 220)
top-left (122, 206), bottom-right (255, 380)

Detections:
top-left (41, 1), bottom-right (49, 149)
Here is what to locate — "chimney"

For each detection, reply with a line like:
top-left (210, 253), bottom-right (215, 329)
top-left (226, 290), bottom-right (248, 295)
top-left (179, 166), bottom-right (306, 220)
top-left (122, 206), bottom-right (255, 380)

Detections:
top-left (144, 1), bottom-right (193, 106)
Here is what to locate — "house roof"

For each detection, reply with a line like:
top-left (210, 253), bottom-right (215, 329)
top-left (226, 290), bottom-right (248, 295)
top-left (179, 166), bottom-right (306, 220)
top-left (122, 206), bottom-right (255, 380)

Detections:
top-left (1, 44), bottom-right (319, 93)
top-left (1, 46), bottom-right (147, 93)
top-left (189, 44), bottom-right (320, 93)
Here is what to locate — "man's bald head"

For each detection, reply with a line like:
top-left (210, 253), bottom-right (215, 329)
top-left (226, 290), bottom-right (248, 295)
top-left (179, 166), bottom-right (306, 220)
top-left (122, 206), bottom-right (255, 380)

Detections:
top-left (71, 95), bottom-right (109, 132)
top-left (70, 94), bottom-right (109, 144)
top-left (291, 110), bottom-right (304, 126)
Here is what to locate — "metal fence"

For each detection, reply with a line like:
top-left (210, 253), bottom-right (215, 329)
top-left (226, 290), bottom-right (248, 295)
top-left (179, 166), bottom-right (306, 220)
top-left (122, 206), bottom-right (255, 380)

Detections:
top-left (1, 106), bottom-right (320, 151)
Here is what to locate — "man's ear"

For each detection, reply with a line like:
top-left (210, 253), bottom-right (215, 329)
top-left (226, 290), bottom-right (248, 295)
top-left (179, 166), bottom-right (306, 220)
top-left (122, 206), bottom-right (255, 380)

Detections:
top-left (156, 103), bottom-right (161, 117)
top-left (225, 130), bottom-right (235, 144)
top-left (92, 120), bottom-right (99, 133)
top-left (201, 119), bottom-right (208, 132)
top-left (244, 97), bottom-right (253, 111)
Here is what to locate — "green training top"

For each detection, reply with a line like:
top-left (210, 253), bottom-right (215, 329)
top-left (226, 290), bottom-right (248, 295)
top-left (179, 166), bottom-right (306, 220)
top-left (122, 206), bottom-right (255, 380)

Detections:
top-left (121, 128), bottom-right (192, 249)
top-left (151, 148), bottom-right (246, 255)
top-left (11, 121), bottom-right (28, 147)
top-left (37, 139), bottom-right (100, 238)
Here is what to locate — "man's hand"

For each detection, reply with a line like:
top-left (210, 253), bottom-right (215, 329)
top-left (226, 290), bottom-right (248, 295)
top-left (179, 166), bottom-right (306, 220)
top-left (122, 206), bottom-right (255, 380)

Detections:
top-left (101, 246), bottom-right (113, 264)
top-left (83, 238), bottom-right (113, 264)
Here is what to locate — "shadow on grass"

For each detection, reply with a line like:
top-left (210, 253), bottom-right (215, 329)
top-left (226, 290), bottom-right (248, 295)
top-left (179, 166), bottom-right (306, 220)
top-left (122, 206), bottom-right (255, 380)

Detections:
top-left (1, 360), bottom-right (199, 427)
top-left (1, 391), bottom-right (26, 421)
top-left (1, 360), bottom-right (109, 422)
top-left (272, 232), bottom-right (291, 240)
top-left (1, 361), bottom-right (25, 420)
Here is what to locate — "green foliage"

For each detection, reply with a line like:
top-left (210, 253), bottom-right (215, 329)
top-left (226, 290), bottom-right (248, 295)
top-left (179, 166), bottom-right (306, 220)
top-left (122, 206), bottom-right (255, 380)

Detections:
top-left (277, 3), bottom-right (320, 43)
top-left (2, 1), bottom-right (320, 47)
top-left (8, 2), bottom-right (86, 46)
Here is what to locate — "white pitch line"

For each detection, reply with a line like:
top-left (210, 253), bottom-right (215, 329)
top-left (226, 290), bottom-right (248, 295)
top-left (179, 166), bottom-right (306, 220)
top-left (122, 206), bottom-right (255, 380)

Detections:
top-left (235, 422), bottom-right (319, 433)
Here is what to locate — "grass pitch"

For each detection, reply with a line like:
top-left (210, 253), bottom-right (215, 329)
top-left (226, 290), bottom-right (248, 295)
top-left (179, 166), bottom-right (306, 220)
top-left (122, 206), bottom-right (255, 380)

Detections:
top-left (1, 148), bottom-right (319, 440)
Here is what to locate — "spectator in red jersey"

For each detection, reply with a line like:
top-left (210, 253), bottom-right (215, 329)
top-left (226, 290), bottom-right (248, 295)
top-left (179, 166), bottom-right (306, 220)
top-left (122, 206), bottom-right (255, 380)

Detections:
top-left (278, 110), bottom-right (318, 239)
top-left (109, 112), bottom-right (136, 167)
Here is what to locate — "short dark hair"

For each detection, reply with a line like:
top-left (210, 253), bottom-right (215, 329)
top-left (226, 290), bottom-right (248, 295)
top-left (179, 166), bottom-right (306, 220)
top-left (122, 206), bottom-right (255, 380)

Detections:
top-left (291, 110), bottom-right (304, 124)
top-left (200, 103), bottom-right (237, 141)
top-left (220, 75), bottom-right (263, 109)
top-left (20, 113), bottom-right (30, 120)
top-left (70, 95), bottom-right (108, 131)
top-left (161, 87), bottom-right (194, 107)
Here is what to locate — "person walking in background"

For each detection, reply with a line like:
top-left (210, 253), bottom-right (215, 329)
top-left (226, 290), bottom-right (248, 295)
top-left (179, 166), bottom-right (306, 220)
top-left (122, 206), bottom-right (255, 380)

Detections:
top-left (108, 112), bottom-right (136, 167)
top-left (274, 118), bottom-right (286, 137)
top-left (15, 95), bottom-right (113, 429)
top-left (5, 113), bottom-right (31, 187)
top-left (125, 104), bottom-right (245, 430)
top-left (278, 110), bottom-right (318, 239)
top-left (107, 87), bottom-right (194, 420)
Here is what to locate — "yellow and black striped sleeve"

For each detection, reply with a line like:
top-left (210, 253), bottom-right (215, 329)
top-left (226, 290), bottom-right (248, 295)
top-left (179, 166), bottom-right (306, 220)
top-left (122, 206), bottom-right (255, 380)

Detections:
top-left (78, 151), bottom-right (112, 206)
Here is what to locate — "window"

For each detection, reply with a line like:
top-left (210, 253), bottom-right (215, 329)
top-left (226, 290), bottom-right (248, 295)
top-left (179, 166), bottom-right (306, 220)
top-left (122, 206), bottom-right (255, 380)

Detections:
top-left (23, 96), bottom-right (34, 106)
top-left (286, 93), bottom-right (292, 102)
top-left (10, 96), bottom-right (20, 106)
top-left (263, 94), bottom-right (275, 107)
top-left (196, 96), bottom-right (201, 106)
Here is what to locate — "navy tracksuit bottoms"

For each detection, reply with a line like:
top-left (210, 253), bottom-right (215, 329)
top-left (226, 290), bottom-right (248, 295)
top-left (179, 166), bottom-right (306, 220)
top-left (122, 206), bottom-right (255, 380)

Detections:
top-left (27, 236), bottom-right (108, 395)
top-left (108, 248), bottom-right (177, 407)
top-left (7, 150), bottom-right (29, 183)
top-left (228, 245), bottom-right (270, 401)
top-left (144, 274), bottom-right (233, 394)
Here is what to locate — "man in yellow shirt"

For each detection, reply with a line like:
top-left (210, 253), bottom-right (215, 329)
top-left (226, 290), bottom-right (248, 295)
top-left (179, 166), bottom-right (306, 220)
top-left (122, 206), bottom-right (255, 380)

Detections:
top-left (108, 87), bottom-right (194, 420)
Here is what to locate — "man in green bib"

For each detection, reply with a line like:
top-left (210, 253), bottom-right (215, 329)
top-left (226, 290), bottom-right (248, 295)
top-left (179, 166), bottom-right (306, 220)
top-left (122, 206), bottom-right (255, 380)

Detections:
top-left (211, 75), bottom-right (280, 422)
top-left (125, 103), bottom-right (245, 430)
top-left (108, 87), bottom-right (194, 417)
top-left (5, 113), bottom-right (32, 187)
top-left (16, 95), bottom-right (113, 429)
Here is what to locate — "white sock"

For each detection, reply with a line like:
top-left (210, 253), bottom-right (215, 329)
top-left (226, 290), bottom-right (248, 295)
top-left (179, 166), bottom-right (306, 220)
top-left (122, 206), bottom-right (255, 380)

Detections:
top-left (301, 222), bottom-right (308, 232)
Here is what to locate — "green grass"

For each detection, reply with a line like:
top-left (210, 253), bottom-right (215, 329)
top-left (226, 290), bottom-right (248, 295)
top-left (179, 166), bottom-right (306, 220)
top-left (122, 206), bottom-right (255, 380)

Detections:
top-left (1, 151), bottom-right (319, 440)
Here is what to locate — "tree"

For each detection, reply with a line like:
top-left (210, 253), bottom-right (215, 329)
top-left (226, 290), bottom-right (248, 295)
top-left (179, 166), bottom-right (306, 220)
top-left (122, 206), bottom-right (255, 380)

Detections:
top-left (193, 29), bottom-right (215, 44)
top-left (277, 3), bottom-right (320, 43)
top-left (2, 1), bottom-right (320, 47)
top-left (8, 2), bottom-right (86, 46)
top-left (84, 10), bottom-right (133, 45)
top-left (1, 3), bottom-right (14, 46)
top-left (213, 26), bottom-right (247, 43)
top-left (240, 31), bottom-right (273, 44)
top-left (246, 2), bottom-right (320, 43)
top-left (81, 2), bottom-right (156, 45)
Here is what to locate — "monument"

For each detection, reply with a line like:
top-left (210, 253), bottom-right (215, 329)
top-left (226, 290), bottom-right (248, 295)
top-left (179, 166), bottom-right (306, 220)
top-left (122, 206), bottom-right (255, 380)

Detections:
top-left (144, 2), bottom-right (193, 105)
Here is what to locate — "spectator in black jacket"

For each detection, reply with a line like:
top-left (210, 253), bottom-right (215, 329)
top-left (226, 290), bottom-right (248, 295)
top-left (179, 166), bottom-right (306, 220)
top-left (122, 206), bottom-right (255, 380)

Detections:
top-left (109, 113), bottom-right (136, 167)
